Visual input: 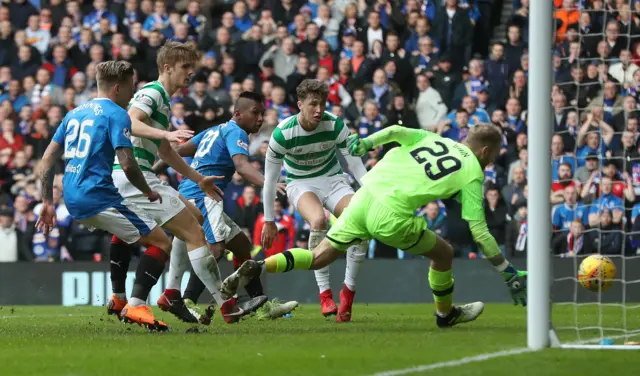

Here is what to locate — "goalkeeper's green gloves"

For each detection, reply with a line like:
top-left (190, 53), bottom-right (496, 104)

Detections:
top-left (505, 270), bottom-right (528, 306)
top-left (347, 134), bottom-right (372, 157)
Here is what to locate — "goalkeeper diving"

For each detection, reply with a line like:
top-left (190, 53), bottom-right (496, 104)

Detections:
top-left (222, 123), bottom-right (528, 327)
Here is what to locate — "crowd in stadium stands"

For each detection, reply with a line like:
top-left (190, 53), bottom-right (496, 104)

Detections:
top-left (1, 0), bottom-right (640, 262)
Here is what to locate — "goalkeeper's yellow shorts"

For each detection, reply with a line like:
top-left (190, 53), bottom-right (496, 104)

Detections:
top-left (326, 187), bottom-right (437, 254)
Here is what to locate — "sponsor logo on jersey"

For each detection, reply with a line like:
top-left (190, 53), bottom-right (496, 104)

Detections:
top-left (123, 127), bottom-right (131, 139)
top-left (65, 163), bottom-right (83, 174)
top-left (237, 139), bottom-right (249, 151)
top-left (170, 197), bottom-right (180, 208)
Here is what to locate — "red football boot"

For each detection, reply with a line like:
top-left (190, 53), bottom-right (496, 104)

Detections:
top-left (337, 284), bottom-right (355, 322)
top-left (319, 289), bottom-right (337, 317)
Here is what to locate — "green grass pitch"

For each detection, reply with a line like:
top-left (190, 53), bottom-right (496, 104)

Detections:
top-left (1, 304), bottom-right (639, 375)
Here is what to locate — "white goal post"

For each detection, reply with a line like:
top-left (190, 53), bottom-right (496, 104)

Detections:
top-left (528, 0), bottom-right (640, 351)
top-left (527, 0), bottom-right (552, 351)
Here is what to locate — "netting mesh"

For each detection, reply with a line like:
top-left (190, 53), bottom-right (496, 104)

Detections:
top-left (550, 1), bottom-right (640, 346)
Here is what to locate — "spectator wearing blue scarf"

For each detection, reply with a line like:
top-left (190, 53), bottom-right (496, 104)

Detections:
top-left (441, 108), bottom-right (470, 142)
top-left (446, 95), bottom-right (490, 127)
top-left (413, 46), bottom-right (435, 73)
top-left (505, 98), bottom-right (526, 133)
top-left (143, 2), bottom-right (170, 35)
top-left (404, 16), bottom-right (437, 54)
top-left (82, 0), bottom-right (117, 33)
top-left (233, 1), bottom-right (254, 32)
top-left (181, 0), bottom-right (207, 37)
top-left (575, 111), bottom-right (614, 167)
top-left (358, 100), bottom-right (388, 137)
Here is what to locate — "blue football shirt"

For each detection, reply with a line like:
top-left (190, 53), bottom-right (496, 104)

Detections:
top-left (52, 98), bottom-right (132, 219)
top-left (179, 120), bottom-right (249, 199)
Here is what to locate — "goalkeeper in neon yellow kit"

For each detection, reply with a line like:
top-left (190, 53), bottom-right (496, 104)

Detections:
top-left (222, 124), bottom-right (527, 327)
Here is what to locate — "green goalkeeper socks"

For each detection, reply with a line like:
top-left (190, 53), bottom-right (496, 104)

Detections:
top-left (265, 248), bottom-right (314, 273)
top-left (429, 268), bottom-right (454, 316)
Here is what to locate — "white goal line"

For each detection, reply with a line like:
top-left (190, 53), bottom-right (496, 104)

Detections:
top-left (369, 330), bottom-right (640, 376)
top-left (367, 347), bottom-right (534, 376)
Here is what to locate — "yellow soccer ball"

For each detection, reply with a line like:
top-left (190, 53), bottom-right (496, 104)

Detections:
top-left (578, 255), bottom-right (617, 292)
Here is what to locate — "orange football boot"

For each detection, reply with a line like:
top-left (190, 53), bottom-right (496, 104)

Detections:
top-left (107, 294), bottom-right (127, 317)
top-left (120, 304), bottom-right (169, 331)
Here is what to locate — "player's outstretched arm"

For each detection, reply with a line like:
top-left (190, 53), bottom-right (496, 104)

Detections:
top-left (157, 140), bottom-right (224, 201)
top-left (128, 107), bottom-right (194, 143)
top-left (339, 148), bottom-right (368, 185)
top-left (151, 140), bottom-right (198, 174)
top-left (348, 125), bottom-right (427, 156)
top-left (261, 145), bottom-right (285, 249)
top-left (115, 147), bottom-right (159, 202)
top-left (232, 154), bottom-right (265, 187)
top-left (468, 220), bottom-right (527, 306)
top-left (460, 180), bottom-right (527, 306)
top-left (35, 141), bottom-right (63, 234)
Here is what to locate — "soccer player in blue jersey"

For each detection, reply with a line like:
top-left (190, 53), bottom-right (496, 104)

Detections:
top-left (153, 92), bottom-right (298, 321)
top-left (36, 61), bottom-right (172, 330)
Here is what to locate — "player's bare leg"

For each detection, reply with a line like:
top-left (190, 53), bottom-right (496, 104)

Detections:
top-left (162, 208), bottom-right (242, 324)
top-left (332, 194), bottom-right (367, 322)
top-left (413, 234), bottom-right (484, 328)
top-left (120, 227), bottom-right (174, 331)
top-left (296, 192), bottom-right (337, 316)
top-left (110, 198), bottom-right (204, 318)
top-left (159, 197), bottom-right (208, 322)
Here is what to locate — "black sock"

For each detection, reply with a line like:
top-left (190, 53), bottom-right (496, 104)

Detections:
top-left (183, 268), bottom-right (206, 303)
top-left (131, 246), bottom-right (167, 302)
top-left (110, 236), bottom-right (133, 294)
top-left (232, 253), bottom-right (264, 298)
top-left (244, 276), bottom-right (264, 298)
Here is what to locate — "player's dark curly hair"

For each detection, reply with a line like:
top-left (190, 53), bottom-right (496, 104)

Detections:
top-left (238, 91), bottom-right (265, 104)
top-left (296, 79), bottom-right (329, 103)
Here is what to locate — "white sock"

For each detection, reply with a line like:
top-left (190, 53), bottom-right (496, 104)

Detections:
top-left (344, 241), bottom-right (367, 291)
top-left (188, 246), bottom-right (226, 306)
top-left (128, 297), bottom-right (146, 307)
top-left (165, 237), bottom-right (189, 291)
top-left (310, 230), bottom-right (331, 293)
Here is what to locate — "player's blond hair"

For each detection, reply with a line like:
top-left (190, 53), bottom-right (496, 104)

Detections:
top-left (296, 79), bottom-right (329, 102)
top-left (156, 41), bottom-right (198, 72)
top-left (95, 60), bottom-right (134, 91)
top-left (465, 123), bottom-right (502, 150)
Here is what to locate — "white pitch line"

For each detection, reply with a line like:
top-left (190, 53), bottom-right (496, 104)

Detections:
top-left (370, 331), bottom-right (640, 376)
top-left (368, 347), bottom-right (535, 376)
top-left (0, 313), bottom-right (95, 319)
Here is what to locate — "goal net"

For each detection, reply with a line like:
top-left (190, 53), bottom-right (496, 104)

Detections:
top-left (548, 0), bottom-right (640, 349)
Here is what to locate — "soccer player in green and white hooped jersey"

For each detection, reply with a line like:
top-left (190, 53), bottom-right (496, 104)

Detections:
top-left (224, 123), bottom-right (528, 328)
top-left (261, 79), bottom-right (369, 322)
top-left (107, 41), bottom-right (253, 326)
